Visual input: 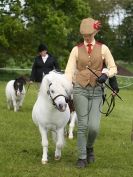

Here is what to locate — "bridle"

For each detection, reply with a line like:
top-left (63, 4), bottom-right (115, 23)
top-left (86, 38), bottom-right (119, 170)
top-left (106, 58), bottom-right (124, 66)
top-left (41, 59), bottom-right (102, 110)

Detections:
top-left (47, 83), bottom-right (69, 108)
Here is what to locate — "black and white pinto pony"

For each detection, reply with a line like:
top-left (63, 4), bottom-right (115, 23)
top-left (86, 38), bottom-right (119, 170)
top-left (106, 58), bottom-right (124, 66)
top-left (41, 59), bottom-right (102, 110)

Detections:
top-left (5, 77), bottom-right (26, 112)
top-left (32, 71), bottom-right (73, 164)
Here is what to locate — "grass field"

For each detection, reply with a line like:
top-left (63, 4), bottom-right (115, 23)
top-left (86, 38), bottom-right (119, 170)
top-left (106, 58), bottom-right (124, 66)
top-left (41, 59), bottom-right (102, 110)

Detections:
top-left (0, 81), bottom-right (133, 177)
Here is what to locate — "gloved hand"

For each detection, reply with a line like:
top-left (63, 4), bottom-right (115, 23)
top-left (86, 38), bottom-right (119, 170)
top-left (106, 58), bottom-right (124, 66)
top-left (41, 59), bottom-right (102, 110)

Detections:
top-left (109, 76), bottom-right (119, 93)
top-left (97, 73), bottom-right (108, 84)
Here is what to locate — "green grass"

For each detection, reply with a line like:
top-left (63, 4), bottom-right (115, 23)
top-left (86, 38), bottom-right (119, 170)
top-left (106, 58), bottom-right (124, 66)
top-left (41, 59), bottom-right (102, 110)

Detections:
top-left (0, 81), bottom-right (133, 177)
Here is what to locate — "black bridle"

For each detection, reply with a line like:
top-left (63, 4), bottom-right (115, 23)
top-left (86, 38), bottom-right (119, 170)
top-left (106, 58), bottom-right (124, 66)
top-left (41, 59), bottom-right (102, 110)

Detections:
top-left (47, 83), bottom-right (69, 108)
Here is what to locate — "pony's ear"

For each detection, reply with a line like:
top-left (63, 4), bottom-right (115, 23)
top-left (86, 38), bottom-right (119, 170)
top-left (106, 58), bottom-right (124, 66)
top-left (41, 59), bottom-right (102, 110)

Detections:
top-left (46, 77), bottom-right (51, 85)
top-left (20, 77), bottom-right (27, 85)
top-left (43, 74), bottom-right (52, 90)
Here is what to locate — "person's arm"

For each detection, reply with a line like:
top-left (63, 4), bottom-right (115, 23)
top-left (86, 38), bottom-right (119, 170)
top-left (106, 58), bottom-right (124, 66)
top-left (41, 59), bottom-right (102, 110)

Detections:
top-left (65, 46), bottom-right (78, 83)
top-left (97, 45), bottom-right (117, 84)
top-left (102, 45), bottom-right (117, 78)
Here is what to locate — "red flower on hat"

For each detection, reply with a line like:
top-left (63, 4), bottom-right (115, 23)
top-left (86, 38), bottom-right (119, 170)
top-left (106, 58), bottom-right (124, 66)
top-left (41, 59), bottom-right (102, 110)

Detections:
top-left (93, 21), bottom-right (101, 30)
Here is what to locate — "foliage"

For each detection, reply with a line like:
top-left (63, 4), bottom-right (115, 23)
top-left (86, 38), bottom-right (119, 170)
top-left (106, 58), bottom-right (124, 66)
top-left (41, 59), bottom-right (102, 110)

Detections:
top-left (88, 0), bottom-right (133, 61)
top-left (0, 0), bottom-right (91, 68)
top-left (0, 0), bottom-right (132, 68)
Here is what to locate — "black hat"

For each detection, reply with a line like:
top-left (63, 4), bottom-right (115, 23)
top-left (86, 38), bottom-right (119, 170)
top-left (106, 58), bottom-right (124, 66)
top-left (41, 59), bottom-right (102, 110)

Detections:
top-left (38, 44), bottom-right (47, 52)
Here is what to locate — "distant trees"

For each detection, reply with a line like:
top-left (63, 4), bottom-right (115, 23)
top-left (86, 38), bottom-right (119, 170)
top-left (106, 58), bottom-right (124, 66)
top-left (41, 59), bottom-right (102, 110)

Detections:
top-left (88, 0), bottom-right (133, 62)
top-left (0, 0), bottom-right (132, 68)
top-left (0, 0), bottom-right (91, 68)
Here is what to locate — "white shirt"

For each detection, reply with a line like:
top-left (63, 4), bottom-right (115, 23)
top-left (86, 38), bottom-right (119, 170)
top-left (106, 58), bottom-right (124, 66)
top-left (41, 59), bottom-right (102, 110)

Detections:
top-left (42, 54), bottom-right (48, 64)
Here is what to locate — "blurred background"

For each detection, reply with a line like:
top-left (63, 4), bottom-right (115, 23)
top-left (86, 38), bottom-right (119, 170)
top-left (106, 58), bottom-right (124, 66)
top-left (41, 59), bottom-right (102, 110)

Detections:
top-left (0, 0), bottom-right (132, 79)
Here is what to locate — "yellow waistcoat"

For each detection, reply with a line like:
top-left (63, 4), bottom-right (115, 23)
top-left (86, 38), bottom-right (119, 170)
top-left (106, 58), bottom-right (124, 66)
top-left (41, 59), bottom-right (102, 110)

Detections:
top-left (75, 42), bottom-right (103, 87)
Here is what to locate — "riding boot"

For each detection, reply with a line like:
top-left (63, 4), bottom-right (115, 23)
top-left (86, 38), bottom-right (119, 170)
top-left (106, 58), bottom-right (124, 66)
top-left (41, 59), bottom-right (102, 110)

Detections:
top-left (87, 147), bottom-right (95, 163)
top-left (76, 159), bottom-right (87, 168)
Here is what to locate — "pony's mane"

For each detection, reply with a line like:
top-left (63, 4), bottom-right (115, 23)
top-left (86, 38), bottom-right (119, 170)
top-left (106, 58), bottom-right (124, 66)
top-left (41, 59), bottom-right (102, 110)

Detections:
top-left (41, 71), bottom-right (72, 96)
top-left (52, 69), bottom-right (64, 74)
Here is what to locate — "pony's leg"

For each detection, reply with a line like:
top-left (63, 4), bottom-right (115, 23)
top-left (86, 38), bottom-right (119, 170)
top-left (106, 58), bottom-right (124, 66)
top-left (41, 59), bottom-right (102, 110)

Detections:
top-left (55, 128), bottom-right (64, 160)
top-left (12, 98), bottom-right (18, 112)
top-left (68, 111), bottom-right (77, 139)
top-left (39, 126), bottom-right (48, 164)
top-left (19, 96), bottom-right (25, 107)
top-left (7, 99), bottom-right (12, 110)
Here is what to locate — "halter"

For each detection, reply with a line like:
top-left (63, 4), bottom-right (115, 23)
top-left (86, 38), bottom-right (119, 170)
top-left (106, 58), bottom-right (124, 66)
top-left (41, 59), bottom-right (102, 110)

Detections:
top-left (15, 89), bottom-right (24, 96)
top-left (47, 83), bottom-right (69, 108)
top-left (14, 81), bottom-right (24, 96)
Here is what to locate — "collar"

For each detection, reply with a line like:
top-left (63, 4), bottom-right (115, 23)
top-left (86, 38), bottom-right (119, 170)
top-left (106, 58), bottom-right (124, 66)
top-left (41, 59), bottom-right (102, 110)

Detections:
top-left (84, 39), bottom-right (96, 47)
top-left (42, 54), bottom-right (48, 60)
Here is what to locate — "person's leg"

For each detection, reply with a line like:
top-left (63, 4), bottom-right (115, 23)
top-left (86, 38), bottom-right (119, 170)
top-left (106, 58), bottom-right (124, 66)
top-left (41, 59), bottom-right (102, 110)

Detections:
top-left (86, 89), bottom-right (103, 163)
top-left (87, 96), bottom-right (102, 147)
top-left (73, 86), bottom-right (89, 160)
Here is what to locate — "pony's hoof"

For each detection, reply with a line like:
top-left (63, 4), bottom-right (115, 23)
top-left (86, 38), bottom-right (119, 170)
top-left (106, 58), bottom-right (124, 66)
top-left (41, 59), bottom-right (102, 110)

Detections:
top-left (41, 160), bottom-right (48, 164)
top-left (55, 156), bottom-right (61, 161)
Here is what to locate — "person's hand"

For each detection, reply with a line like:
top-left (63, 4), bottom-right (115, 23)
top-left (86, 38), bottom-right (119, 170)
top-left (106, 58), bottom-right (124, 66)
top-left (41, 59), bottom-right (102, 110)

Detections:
top-left (29, 81), bottom-right (33, 84)
top-left (112, 89), bottom-right (119, 96)
top-left (112, 90), bottom-right (117, 96)
top-left (97, 73), bottom-right (108, 84)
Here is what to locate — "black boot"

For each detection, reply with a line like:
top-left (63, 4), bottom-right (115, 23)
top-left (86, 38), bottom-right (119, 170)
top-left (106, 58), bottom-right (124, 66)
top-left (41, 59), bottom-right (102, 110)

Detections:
top-left (76, 159), bottom-right (87, 168)
top-left (87, 147), bottom-right (95, 163)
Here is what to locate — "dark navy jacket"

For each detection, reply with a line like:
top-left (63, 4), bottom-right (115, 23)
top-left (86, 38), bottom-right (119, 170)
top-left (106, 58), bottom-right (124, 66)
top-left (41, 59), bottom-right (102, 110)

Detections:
top-left (30, 54), bottom-right (60, 82)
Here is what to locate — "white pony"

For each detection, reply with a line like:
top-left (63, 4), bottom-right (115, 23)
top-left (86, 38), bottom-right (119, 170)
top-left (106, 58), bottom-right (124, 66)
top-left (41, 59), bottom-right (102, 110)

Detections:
top-left (5, 77), bottom-right (26, 112)
top-left (32, 71), bottom-right (73, 164)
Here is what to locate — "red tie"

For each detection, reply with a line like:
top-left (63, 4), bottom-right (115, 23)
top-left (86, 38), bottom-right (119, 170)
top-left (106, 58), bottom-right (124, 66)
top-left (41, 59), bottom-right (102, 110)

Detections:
top-left (87, 43), bottom-right (92, 54)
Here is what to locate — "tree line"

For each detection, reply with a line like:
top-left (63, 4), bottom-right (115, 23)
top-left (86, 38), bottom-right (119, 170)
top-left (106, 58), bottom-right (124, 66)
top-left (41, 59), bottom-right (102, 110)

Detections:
top-left (0, 0), bottom-right (132, 69)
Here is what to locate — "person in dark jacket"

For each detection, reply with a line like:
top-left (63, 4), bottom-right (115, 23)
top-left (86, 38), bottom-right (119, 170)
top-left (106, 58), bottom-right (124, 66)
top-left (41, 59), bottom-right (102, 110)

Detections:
top-left (30, 44), bottom-right (60, 83)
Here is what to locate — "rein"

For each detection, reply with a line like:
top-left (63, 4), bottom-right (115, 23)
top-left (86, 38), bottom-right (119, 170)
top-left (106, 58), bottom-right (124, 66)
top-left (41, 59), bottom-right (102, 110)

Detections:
top-left (86, 66), bottom-right (123, 101)
top-left (100, 93), bottom-right (115, 116)
top-left (86, 66), bottom-right (123, 116)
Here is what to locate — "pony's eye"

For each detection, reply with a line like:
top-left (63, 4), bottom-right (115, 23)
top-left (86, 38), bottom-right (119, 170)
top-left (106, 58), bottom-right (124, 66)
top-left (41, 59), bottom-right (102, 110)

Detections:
top-left (51, 90), bottom-right (54, 94)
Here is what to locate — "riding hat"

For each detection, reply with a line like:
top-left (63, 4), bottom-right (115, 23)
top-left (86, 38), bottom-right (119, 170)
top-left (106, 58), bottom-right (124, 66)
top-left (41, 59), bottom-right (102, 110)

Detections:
top-left (38, 43), bottom-right (47, 52)
top-left (80, 17), bottom-right (101, 35)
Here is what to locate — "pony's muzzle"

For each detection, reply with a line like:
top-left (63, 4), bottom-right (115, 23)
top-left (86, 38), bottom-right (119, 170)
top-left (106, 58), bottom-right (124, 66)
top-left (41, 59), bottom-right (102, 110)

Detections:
top-left (58, 103), bottom-right (67, 112)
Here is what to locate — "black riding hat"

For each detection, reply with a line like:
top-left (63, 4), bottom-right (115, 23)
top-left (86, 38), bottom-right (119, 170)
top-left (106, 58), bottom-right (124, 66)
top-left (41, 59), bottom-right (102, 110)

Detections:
top-left (38, 44), bottom-right (47, 52)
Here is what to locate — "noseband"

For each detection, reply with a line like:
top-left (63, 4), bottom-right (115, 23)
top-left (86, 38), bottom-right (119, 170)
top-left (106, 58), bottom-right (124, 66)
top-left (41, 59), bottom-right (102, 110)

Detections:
top-left (47, 83), bottom-right (69, 107)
